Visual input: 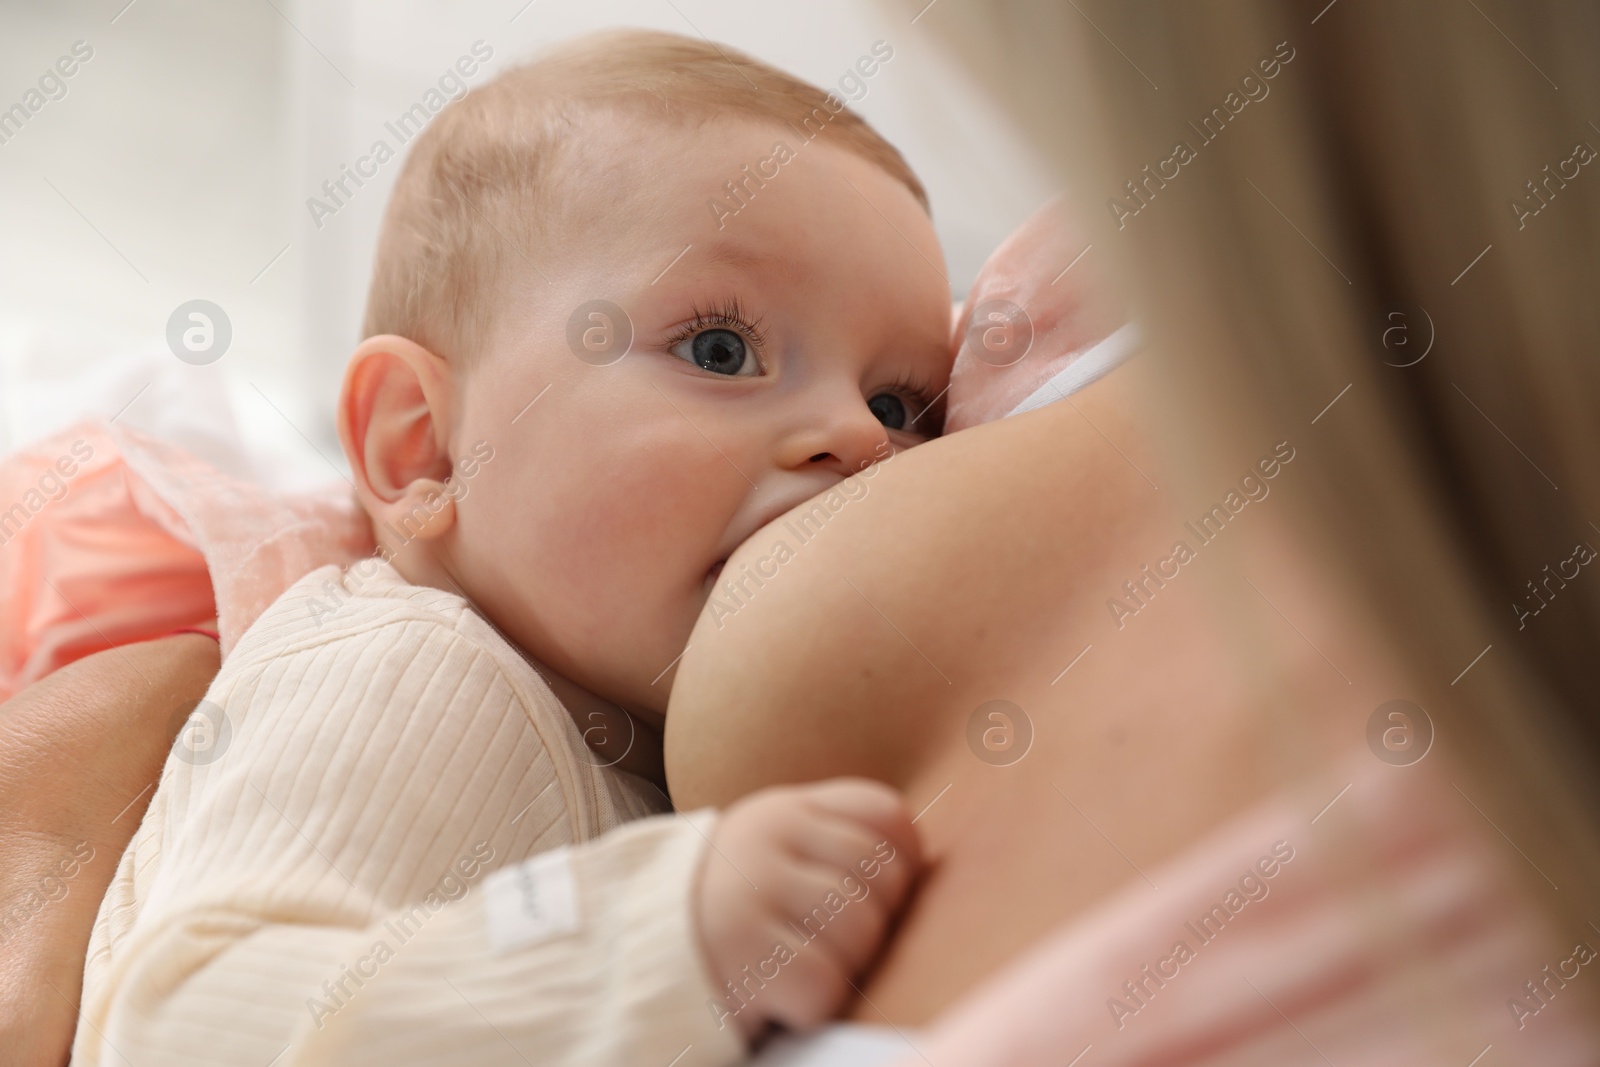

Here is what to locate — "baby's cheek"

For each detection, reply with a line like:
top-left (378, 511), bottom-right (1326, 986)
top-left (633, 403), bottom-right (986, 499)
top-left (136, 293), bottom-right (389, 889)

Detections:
top-left (461, 396), bottom-right (742, 693)
top-left (560, 453), bottom-right (739, 698)
top-left (538, 440), bottom-right (730, 607)
top-left (591, 450), bottom-right (723, 572)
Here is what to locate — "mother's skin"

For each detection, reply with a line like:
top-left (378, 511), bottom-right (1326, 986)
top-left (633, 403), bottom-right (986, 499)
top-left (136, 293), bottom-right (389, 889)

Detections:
top-left (0, 633), bottom-right (218, 1065)
top-left (665, 350), bottom-right (1408, 1023)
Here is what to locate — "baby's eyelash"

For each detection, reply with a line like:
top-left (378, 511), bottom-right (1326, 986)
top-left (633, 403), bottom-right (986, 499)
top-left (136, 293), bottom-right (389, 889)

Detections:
top-left (882, 367), bottom-right (946, 430)
top-left (663, 297), bottom-right (770, 355)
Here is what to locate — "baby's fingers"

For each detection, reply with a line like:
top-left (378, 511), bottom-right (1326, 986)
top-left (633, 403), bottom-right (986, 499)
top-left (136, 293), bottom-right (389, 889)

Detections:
top-left (754, 865), bottom-right (887, 1028)
top-left (787, 778), bottom-right (922, 883)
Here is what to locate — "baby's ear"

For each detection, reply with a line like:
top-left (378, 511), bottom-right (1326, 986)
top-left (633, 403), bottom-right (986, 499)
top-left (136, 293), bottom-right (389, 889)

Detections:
top-left (338, 335), bottom-right (457, 541)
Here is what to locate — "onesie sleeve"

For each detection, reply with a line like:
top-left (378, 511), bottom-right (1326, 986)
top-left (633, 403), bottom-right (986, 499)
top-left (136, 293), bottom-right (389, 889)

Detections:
top-left (298, 810), bottom-right (746, 1066)
top-left (78, 812), bottom-right (746, 1067)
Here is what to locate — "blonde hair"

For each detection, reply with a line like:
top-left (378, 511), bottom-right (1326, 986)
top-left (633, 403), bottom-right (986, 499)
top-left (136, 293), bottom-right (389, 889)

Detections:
top-left (361, 28), bottom-right (928, 365)
top-left (914, 0), bottom-right (1600, 1003)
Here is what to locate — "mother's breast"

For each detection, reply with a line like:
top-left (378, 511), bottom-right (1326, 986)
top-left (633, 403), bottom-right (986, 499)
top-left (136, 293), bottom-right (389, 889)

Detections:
top-left (663, 374), bottom-right (1146, 812)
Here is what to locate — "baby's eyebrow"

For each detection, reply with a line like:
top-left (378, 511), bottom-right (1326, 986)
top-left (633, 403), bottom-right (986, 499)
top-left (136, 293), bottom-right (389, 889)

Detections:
top-left (695, 242), bottom-right (768, 274)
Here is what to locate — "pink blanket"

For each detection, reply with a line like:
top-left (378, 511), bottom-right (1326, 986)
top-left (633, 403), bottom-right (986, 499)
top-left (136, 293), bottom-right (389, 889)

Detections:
top-left (0, 421), bottom-right (371, 699)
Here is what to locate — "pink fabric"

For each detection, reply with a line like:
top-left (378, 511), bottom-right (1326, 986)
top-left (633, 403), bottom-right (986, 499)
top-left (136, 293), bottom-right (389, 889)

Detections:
top-left (945, 196), bottom-right (1126, 434)
top-left (0, 421), bottom-right (372, 700)
top-left (896, 756), bottom-right (1599, 1065)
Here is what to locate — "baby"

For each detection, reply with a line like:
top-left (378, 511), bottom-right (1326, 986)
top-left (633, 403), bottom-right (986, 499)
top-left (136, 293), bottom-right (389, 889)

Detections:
top-left (73, 28), bottom-right (953, 1067)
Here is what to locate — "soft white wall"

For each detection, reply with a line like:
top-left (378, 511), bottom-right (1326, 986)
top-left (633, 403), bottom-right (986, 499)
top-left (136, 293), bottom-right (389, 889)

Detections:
top-left (0, 0), bottom-right (1053, 483)
top-left (0, 0), bottom-right (301, 480)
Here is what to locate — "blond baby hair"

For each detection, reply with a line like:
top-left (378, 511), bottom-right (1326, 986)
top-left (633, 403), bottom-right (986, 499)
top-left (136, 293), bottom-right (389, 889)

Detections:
top-left (362, 28), bottom-right (928, 366)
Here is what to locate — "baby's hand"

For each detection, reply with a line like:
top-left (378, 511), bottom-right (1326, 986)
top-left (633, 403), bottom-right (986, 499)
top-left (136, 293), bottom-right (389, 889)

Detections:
top-left (694, 778), bottom-right (922, 1041)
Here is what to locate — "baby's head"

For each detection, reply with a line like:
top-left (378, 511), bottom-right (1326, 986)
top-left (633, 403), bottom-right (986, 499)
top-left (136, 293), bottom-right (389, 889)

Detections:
top-left (337, 29), bottom-right (953, 720)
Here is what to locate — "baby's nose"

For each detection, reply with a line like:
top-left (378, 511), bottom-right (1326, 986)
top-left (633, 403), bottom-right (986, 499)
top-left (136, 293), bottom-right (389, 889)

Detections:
top-left (785, 407), bottom-right (892, 478)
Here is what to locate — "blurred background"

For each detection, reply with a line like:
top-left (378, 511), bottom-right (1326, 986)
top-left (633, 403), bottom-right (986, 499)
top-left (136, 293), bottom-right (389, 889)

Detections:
top-left (0, 0), bottom-right (1054, 487)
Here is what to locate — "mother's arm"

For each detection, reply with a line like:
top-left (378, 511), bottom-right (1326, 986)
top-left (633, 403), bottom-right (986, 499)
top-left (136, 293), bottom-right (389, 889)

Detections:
top-left (0, 633), bottom-right (218, 1066)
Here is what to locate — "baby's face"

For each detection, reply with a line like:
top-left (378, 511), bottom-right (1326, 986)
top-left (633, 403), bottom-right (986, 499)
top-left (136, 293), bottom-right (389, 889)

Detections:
top-left (443, 115), bottom-right (952, 719)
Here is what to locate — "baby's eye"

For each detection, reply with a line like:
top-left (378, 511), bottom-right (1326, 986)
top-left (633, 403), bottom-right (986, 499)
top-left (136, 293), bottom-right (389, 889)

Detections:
top-left (671, 328), bottom-right (758, 377)
top-left (867, 393), bottom-right (910, 431)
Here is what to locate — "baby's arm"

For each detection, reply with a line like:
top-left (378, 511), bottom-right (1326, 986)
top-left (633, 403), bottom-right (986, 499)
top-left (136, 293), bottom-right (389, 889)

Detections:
top-left (78, 781), bottom-right (916, 1066)
top-left (81, 809), bottom-right (735, 1066)
top-left (303, 780), bottom-right (919, 1063)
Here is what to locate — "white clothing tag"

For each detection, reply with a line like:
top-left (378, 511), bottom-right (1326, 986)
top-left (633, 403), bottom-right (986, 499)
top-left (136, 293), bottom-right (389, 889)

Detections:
top-left (483, 848), bottom-right (580, 954)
